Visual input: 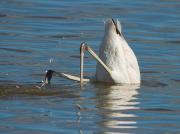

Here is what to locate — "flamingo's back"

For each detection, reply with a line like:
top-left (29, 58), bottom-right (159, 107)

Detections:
top-left (95, 19), bottom-right (140, 84)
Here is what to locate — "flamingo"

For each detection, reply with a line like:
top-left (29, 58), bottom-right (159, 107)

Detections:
top-left (44, 19), bottom-right (140, 85)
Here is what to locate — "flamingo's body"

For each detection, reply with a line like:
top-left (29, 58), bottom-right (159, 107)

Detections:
top-left (96, 19), bottom-right (140, 84)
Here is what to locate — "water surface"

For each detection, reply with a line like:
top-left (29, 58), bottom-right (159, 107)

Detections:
top-left (0, 0), bottom-right (180, 133)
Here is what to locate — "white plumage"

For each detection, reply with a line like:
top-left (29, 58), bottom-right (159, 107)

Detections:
top-left (96, 19), bottom-right (140, 84)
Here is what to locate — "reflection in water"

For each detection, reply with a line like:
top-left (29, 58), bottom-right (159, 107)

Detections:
top-left (96, 84), bottom-right (140, 130)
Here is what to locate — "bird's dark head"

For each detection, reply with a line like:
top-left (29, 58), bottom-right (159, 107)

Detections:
top-left (44, 70), bottom-right (55, 84)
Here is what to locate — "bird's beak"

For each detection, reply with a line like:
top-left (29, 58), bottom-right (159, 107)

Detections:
top-left (112, 18), bottom-right (121, 36)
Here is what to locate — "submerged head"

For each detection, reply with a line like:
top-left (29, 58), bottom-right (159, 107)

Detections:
top-left (104, 18), bottom-right (122, 36)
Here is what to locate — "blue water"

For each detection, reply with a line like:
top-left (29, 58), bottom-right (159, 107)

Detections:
top-left (0, 0), bottom-right (180, 133)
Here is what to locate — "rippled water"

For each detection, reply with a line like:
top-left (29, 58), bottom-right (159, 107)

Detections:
top-left (0, 0), bottom-right (180, 133)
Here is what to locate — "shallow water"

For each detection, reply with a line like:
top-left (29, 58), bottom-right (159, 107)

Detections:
top-left (0, 0), bottom-right (180, 133)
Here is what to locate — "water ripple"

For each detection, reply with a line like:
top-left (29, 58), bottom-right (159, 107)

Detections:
top-left (0, 47), bottom-right (32, 53)
top-left (0, 0), bottom-right (179, 133)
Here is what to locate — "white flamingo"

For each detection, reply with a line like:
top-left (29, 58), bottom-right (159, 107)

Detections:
top-left (44, 18), bottom-right (140, 85)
